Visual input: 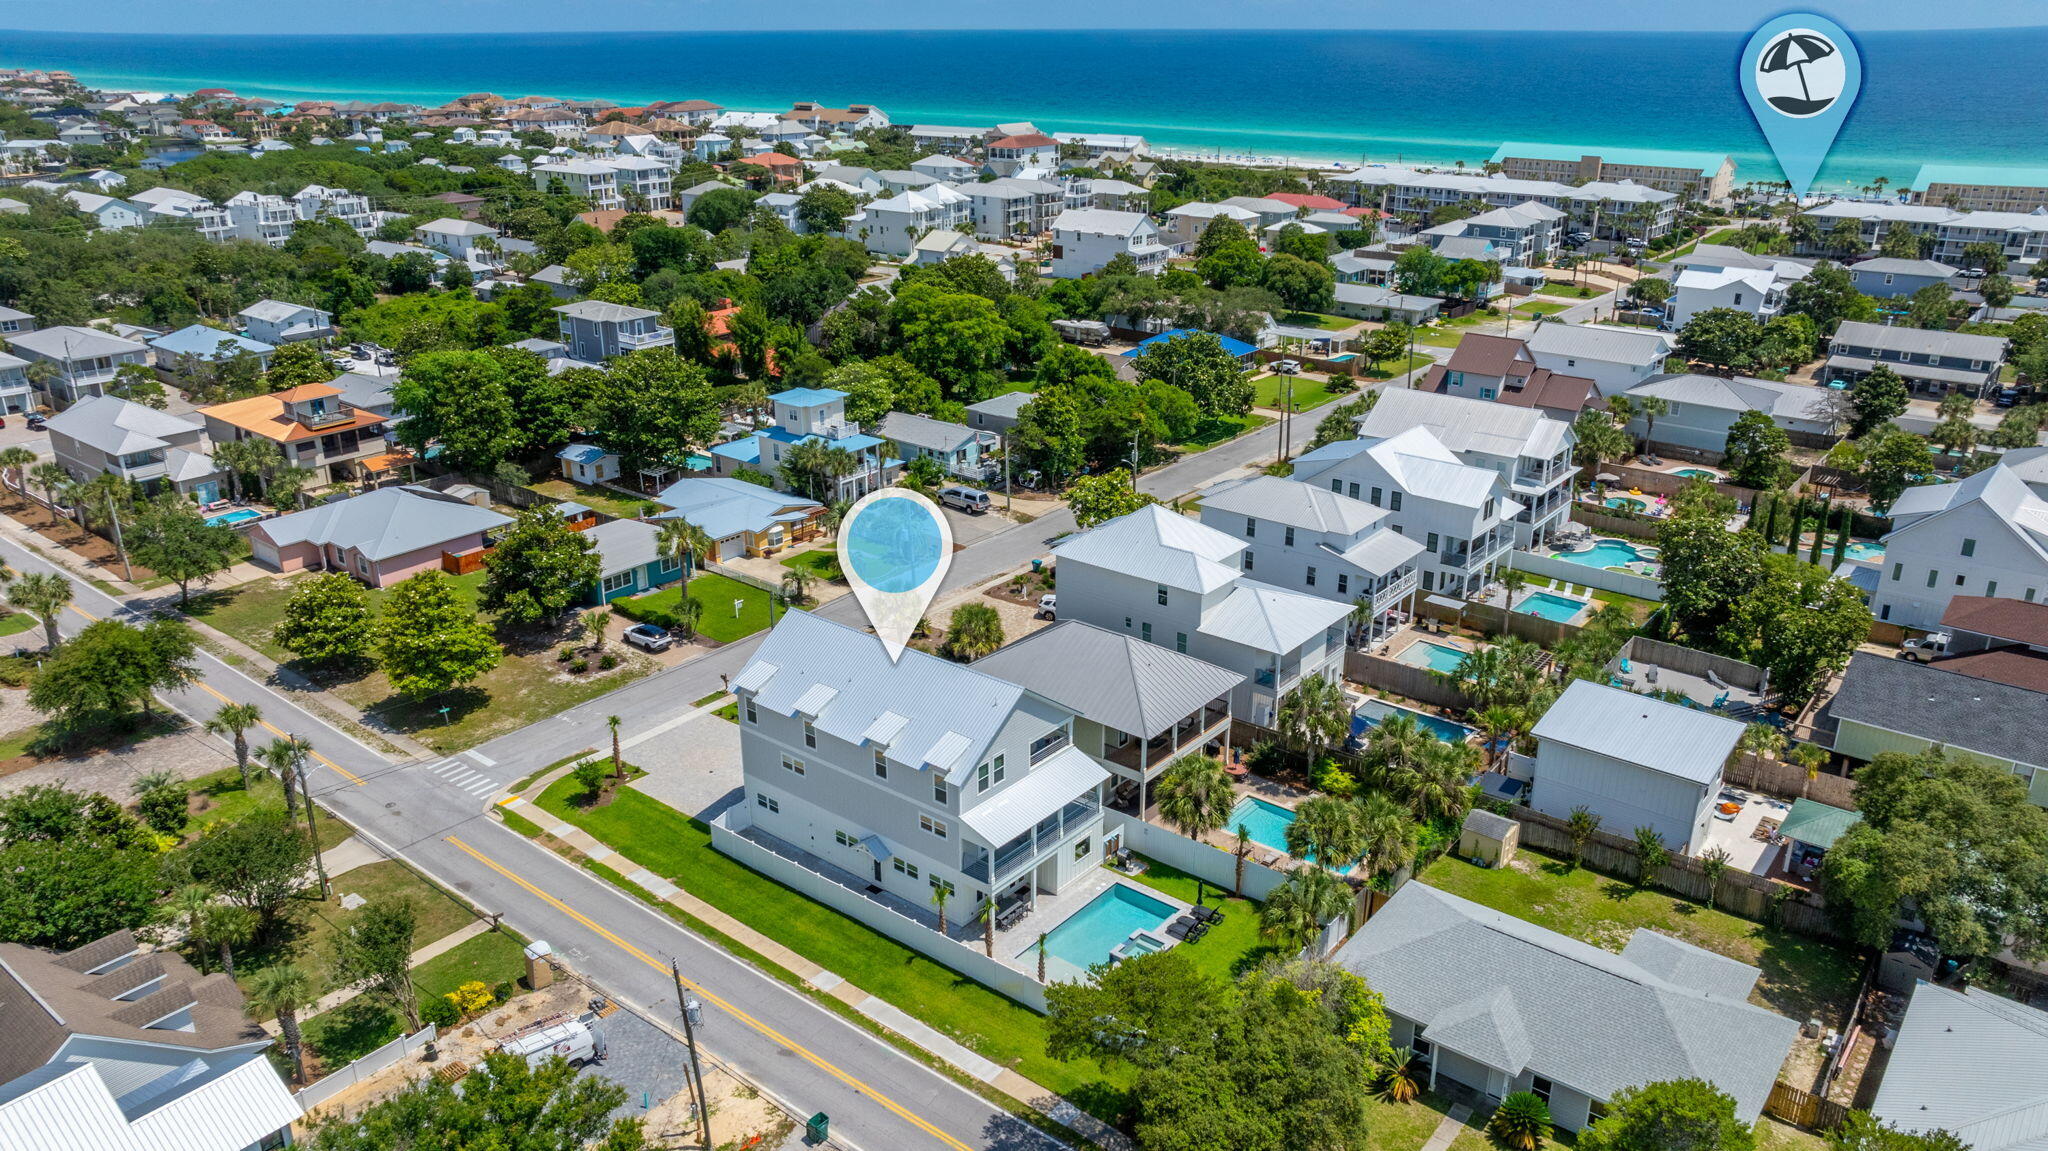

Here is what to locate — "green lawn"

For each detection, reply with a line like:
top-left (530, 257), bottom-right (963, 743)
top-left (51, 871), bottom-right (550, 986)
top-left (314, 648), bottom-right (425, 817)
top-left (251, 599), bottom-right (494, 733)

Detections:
top-left (184, 768), bottom-right (354, 851)
top-left (298, 931), bottom-right (529, 1068)
top-left (1514, 300), bottom-right (1571, 317)
top-left (615, 571), bottom-right (785, 642)
top-left (1278, 310), bottom-right (1359, 332)
top-left (234, 860), bottom-right (483, 998)
top-left (527, 478), bottom-right (654, 520)
top-left (1540, 281), bottom-right (1599, 299)
top-left (1414, 327), bottom-right (1470, 348)
top-left (1419, 853), bottom-right (1861, 1033)
top-left (1357, 352), bottom-right (1435, 381)
top-left (1125, 857), bottom-right (1276, 983)
top-left (1254, 375), bottom-right (1344, 412)
top-left (186, 570), bottom-right (487, 665)
top-left (528, 777), bottom-right (1133, 1112)
top-left (1368, 1094), bottom-right (1464, 1151)
top-left (412, 927), bottom-right (529, 1001)
top-left (1173, 413), bottom-right (1275, 450)
top-left (0, 611), bottom-right (37, 638)
top-left (780, 548), bottom-right (845, 583)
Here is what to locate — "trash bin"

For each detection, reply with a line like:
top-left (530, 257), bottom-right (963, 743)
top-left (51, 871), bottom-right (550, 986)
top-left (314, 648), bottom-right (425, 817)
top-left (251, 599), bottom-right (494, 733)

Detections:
top-left (805, 1112), bottom-right (830, 1143)
top-left (1031, 558), bottom-right (1043, 573)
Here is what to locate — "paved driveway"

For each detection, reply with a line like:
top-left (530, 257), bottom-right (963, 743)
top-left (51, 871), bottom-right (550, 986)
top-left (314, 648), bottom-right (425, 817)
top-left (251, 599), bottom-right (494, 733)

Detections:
top-left (626, 711), bottom-right (745, 821)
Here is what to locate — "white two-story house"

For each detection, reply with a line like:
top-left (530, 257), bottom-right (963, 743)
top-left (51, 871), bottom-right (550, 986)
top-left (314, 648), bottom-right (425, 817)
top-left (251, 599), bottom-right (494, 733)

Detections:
top-left (44, 394), bottom-right (226, 501)
top-left (1049, 208), bottom-right (1169, 278)
top-left (8, 325), bottom-right (150, 404)
top-left (224, 191), bottom-right (300, 246)
top-left (1197, 475), bottom-right (1424, 637)
top-left (1291, 427), bottom-right (1520, 599)
top-left (1870, 463), bottom-right (2048, 631)
top-left (731, 610), bottom-right (1110, 928)
top-left (599, 155), bottom-right (674, 210)
top-left (553, 300), bottom-right (674, 361)
top-left (1051, 504), bottom-right (1353, 726)
top-left (1358, 387), bottom-right (1577, 549)
top-left (532, 161), bottom-right (624, 211)
top-left (1667, 245), bottom-right (1811, 330)
top-left (707, 385), bottom-right (900, 500)
top-left (849, 186), bottom-right (972, 258)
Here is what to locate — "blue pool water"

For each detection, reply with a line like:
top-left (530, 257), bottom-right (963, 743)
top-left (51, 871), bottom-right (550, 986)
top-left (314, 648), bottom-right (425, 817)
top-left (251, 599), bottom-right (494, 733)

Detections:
top-left (1675, 468), bottom-right (1722, 481)
top-left (1028, 884), bottom-right (1177, 981)
top-left (1226, 796), bottom-right (1359, 874)
top-left (1351, 699), bottom-right (1474, 745)
top-left (1397, 640), bottom-right (1468, 674)
top-left (1604, 496), bottom-right (1650, 513)
top-left (1556, 539), bottom-right (1651, 569)
top-left (205, 508), bottom-right (263, 527)
top-left (1516, 591), bottom-right (1590, 623)
top-left (1843, 541), bottom-right (1885, 562)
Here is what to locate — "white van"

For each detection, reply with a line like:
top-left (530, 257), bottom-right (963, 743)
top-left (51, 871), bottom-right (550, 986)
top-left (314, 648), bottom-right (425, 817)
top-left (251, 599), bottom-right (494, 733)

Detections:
top-left (938, 486), bottom-right (993, 514)
top-left (499, 1015), bottom-right (604, 1069)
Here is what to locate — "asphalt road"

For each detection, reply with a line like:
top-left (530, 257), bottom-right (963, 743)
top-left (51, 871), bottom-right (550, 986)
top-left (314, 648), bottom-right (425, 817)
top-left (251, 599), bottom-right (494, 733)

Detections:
top-left (0, 357), bottom-right (1439, 1151)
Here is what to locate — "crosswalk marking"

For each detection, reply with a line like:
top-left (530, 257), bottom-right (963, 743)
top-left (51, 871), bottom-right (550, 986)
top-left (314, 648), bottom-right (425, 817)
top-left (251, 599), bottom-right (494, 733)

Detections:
top-left (465, 750), bottom-right (497, 767)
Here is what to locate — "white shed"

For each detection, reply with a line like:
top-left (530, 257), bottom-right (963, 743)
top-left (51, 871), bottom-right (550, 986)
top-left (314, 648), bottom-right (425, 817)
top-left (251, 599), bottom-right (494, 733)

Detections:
top-left (1528, 680), bottom-right (1742, 855)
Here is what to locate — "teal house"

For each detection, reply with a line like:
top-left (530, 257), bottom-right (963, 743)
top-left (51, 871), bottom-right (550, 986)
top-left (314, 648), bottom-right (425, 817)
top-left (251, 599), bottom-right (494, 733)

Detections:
top-left (581, 518), bottom-right (683, 605)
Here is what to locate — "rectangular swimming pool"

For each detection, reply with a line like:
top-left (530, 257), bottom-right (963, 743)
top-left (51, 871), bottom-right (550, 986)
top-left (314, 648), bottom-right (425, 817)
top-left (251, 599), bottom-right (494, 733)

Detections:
top-left (1554, 538), bottom-right (1652, 569)
top-left (1226, 795), bottom-right (1356, 873)
top-left (1024, 883), bottom-right (1178, 982)
top-left (1515, 591), bottom-right (1590, 623)
top-left (1396, 639), bottom-right (1468, 674)
top-left (204, 508), bottom-right (263, 528)
top-left (1352, 698), bottom-right (1473, 744)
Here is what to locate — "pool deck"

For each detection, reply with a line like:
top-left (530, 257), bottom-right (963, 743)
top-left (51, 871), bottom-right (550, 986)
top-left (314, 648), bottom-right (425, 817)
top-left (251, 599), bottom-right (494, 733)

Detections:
top-left (994, 869), bottom-right (1191, 980)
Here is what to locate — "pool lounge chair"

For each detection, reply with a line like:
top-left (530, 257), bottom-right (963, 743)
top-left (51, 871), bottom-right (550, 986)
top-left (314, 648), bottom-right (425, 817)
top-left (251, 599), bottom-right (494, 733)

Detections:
top-left (1185, 922), bottom-right (1209, 943)
top-left (1189, 905), bottom-right (1222, 925)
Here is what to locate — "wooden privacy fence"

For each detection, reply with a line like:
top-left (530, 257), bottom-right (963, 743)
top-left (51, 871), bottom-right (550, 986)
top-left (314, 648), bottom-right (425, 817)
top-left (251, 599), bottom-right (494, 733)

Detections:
top-left (1765, 1082), bottom-right (1852, 1131)
top-left (1724, 751), bottom-right (1858, 810)
top-left (1568, 505), bottom-right (1662, 541)
top-left (1343, 650), bottom-right (1475, 712)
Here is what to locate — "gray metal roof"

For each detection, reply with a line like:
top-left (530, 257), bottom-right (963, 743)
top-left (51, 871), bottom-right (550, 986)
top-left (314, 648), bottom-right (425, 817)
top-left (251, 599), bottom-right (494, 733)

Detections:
top-left (964, 391), bottom-right (1036, 420)
top-left (1052, 504), bottom-right (1244, 594)
top-left (1826, 650), bottom-right (2048, 769)
top-left (1870, 982), bottom-right (2048, 1151)
top-left (1530, 680), bottom-right (1743, 786)
top-left (8, 325), bottom-right (146, 363)
top-left (1333, 882), bottom-right (1796, 1121)
top-left (1292, 427), bottom-right (1506, 510)
top-left (254, 484), bottom-right (511, 562)
top-left (42, 394), bottom-right (202, 456)
top-left (1524, 322), bottom-right (1674, 366)
top-left (553, 300), bottom-right (660, 323)
top-left (1849, 257), bottom-right (1959, 279)
top-left (1628, 373), bottom-right (1833, 422)
top-left (1359, 387), bottom-right (1570, 463)
top-left (1199, 474), bottom-right (1390, 536)
top-left (874, 410), bottom-right (977, 453)
top-left (1197, 579), bottom-right (1352, 654)
top-left (583, 518), bottom-right (660, 578)
top-left (972, 620), bottom-right (1244, 738)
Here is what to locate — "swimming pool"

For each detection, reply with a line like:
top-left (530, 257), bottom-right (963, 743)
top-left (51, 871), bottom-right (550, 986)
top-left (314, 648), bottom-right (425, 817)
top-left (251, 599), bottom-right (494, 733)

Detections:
top-left (1227, 795), bottom-right (1358, 873)
top-left (1352, 698), bottom-right (1473, 744)
top-left (204, 508), bottom-right (263, 527)
top-left (1515, 591), bottom-right (1590, 623)
top-left (1843, 540), bottom-right (1885, 563)
top-left (1396, 639), bottom-right (1469, 674)
top-left (1555, 538), bottom-right (1653, 569)
top-left (1025, 883), bottom-right (1178, 982)
top-left (1675, 468), bottom-right (1722, 481)
top-left (1604, 496), bottom-right (1650, 513)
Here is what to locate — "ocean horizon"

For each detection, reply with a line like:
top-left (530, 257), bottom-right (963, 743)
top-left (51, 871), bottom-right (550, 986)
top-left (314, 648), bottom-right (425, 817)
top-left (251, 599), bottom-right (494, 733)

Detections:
top-left (6, 27), bottom-right (2046, 191)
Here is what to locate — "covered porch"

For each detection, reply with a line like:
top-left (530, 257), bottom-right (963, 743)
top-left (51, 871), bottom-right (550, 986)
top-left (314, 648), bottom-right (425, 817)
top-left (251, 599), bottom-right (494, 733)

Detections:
top-left (1103, 697), bottom-right (1232, 819)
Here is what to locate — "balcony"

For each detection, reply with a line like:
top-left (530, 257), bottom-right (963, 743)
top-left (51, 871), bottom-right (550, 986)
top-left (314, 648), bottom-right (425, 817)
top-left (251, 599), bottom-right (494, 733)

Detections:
top-left (968, 793), bottom-right (1102, 886)
top-left (617, 326), bottom-right (675, 350)
top-left (1103, 702), bottom-right (1231, 773)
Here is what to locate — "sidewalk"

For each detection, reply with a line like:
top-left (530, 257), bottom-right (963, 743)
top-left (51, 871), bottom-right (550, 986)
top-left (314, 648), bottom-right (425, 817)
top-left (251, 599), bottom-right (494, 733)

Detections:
top-left (496, 779), bottom-right (1131, 1151)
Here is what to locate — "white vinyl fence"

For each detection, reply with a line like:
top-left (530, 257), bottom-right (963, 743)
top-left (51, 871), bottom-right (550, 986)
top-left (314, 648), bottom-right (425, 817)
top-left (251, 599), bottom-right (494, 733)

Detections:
top-left (295, 1025), bottom-right (437, 1110)
top-left (1510, 548), bottom-right (1666, 602)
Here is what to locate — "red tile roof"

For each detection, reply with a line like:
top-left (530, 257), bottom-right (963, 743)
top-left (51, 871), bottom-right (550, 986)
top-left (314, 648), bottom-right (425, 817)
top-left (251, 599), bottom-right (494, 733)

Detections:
top-left (989, 133), bottom-right (1058, 150)
top-left (1267, 193), bottom-right (1346, 211)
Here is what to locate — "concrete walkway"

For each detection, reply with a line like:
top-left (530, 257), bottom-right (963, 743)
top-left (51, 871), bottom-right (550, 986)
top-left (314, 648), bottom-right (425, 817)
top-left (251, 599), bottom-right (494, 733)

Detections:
top-left (262, 919), bottom-right (497, 1030)
top-left (319, 835), bottom-right (383, 880)
top-left (1420, 1103), bottom-right (1475, 1151)
top-left (497, 790), bottom-right (1134, 1151)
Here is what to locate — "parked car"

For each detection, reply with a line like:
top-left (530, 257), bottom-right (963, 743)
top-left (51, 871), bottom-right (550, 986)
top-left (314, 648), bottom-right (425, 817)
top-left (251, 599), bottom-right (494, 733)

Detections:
top-left (1997, 388), bottom-right (2021, 408)
top-left (1036, 593), bottom-right (1056, 619)
top-left (1900, 632), bottom-right (1951, 662)
top-left (25, 414), bottom-right (46, 431)
top-left (622, 623), bottom-right (674, 652)
top-left (938, 485), bottom-right (992, 514)
top-left (1273, 359), bottom-right (1301, 375)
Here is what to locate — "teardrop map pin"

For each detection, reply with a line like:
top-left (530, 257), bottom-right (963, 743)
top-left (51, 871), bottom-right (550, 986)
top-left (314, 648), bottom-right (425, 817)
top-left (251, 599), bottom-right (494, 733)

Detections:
top-left (1741, 13), bottom-right (1861, 200)
top-left (838, 488), bottom-right (952, 662)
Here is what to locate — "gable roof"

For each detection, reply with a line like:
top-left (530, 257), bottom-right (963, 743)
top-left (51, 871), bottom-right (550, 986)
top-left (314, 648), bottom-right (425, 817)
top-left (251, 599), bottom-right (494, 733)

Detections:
top-left (973, 621), bottom-right (1244, 738)
top-left (582, 517), bottom-right (661, 578)
top-left (1626, 373), bottom-right (1834, 423)
top-left (1848, 257), bottom-right (1958, 279)
top-left (553, 299), bottom-right (660, 323)
top-left (652, 476), bottom-right (821, 539)
top-left (1824, 650), bottom-right (2048, 768)
top-left (1531, 679), bottom-right (1743, 785)
top-left (1833, 320), bottom-right (2007, 362)
top-left (42, 395), bottom-right (201, 456)
top-left (1886, 465), bottom-right (2048, 558)
top-left (1051, 504), bottom-right (1244, 594)
top-left (8, 325), bottom-right (146, 362)
top-left (875, 410), bottom-right (977, 453)
top-left (1333, 882), bottom-right (1795, 1121)
top-left (147, 324), bottom-right (273, 360)
top-left (1941, 595), bottom-right (2048, 648)
top-left (1871, 982), bottom-right (2048, 1151)
top-left (964, 391), bottom-right (1036, 420)
top-left (1524, 322), bottom-right (1674, 366)
top-left (1199, 473), bottom-right (1390, 536)
top-left (1051, 207), bottom-right (1153, 238)
top-left (253, 485), bottom-right (510, 561)
top-left (1358, 386), bottom-right (1570, 462)
top-left (1291, 427), bottom-right (1506, 510)
top-left (1198, 579), bottom-right (1353, 653)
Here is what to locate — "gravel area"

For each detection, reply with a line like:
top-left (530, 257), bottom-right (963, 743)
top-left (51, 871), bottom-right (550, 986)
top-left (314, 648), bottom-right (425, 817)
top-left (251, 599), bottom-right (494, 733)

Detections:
top-left (0, 691), bottom-right (237, 798)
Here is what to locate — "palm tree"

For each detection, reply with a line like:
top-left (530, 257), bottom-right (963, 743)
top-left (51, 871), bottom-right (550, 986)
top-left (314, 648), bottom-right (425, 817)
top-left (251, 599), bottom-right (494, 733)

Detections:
top-left (1152, 753), bottom-right (1234, 841)
top-left (930, 883), bottom-right (951, 937)
top-left (655, 515), bottom-right (712, 599)
top-left (1286, 795), bottom-right (1367, 871)
top-left (28, 461), bottom-right (68, 526)
top-left (1035, 932), bottom-right (1048, 983)
top-left (1277, 674), bottom-right (1349, 768)
top-left (169, 884), bottom-right (215, 973)
top-left (200, 903), bottom-right (259, 979)
top-left (245, 964), bottom-right (316, 1084)
top-left (1259, 867), bottom-right (1351, 952)
top-left (583, 608), bottom-right (608, 655)
top-left (9, 571), bottom-right (71, 651)
top-left (1565, 805), bottom-right (1602, 868)
top-left (259, 736), bottom-right (305, 817)
top-left (1737, 722), bottom-right (1786, 768)
top-left (82, 473), bottom-right (135, 581)
top-left (979, 896), bottom-right (997, 957)
top-left (1490, 1092), bottom-right (1554, 1151)
top-left (1361, 713), bottom-right (1430, 789)
top-left (1355, 793), bottom-right (1418, 880)
top-left (204, 702), bottom-right (264, 791)
top-left (1634, 394), bottom-right (1671, 453)
top-left (779, 567), bottom-right (814, 608)
top-left (1232, 822), bottom-right (1252, 896)
top-left (1375, 1048), bottom-right (1424, 1103)
top-left (1401, 740), bottom-right (1478, 824)
top-left (1473, 705), bottom-right (1524, 773)
top-left (608, 715), bottom-right (624, 780)
top-left (0, 445), bottom-right (36, 499)
top-left (1788, 742), bottom-right (1828, 798)
top-left (942, 602), bottom-right (1004, 661)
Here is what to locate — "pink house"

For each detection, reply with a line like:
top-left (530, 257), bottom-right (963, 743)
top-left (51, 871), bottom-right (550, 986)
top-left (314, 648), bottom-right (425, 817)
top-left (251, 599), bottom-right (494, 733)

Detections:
top-left (249, 485), bottom-right (512, 587)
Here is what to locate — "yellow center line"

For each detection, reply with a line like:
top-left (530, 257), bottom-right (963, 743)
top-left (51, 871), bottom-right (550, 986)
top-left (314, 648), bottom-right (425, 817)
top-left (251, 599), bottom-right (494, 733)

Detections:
top-left (192, 680), bottom-right (366, 786)
top-left (444, 834), bottom-right (973, 1151)
top-left (67, 604), bottom-right (99, 621)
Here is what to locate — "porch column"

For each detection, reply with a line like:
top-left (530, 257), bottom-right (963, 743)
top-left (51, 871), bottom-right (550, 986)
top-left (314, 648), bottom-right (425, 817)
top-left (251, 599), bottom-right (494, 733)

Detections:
top-left (1137, 738), bottom-right (1150, 819)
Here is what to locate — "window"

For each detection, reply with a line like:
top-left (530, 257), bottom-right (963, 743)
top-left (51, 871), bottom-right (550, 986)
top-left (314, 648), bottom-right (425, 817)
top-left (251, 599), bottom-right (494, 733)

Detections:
top-left (1124, 616), bottom-right (1133, 629)
top-left (1175, 631), bottom-right (1188, 653)
top-left (1426, 532), bottom-right (1439, 552)
top-left (2029, 588), bottom-right (2039, 602)
top-left (781, 754), bottom-right (805, 776)
top-left (1074, 837), bottom-right (1092, 861)
top-left (834, 829), bottom-right (857, 847)
top-left (1480, 387), bottom-right (1495, 400)
top-left (1306, 566), bottom-right (1317, 587)
top-left (1242, 552), bottom-right (1255, 572)
top-left (1890, 562), bottom-right (1902, 582)
top-left (1141, 622), bottom-right (1153, 642)
top-left (1483, 499), bottom-right (1495, 520)
top-left (744, 698), bottom-right (758, 723)
top-left (755, 794), bottom-right (779, 813)
top-left (1337, 574), bottom-right (1349, 596)
top-left (874, 749), bottom-right (888, 778)
top-left (1587, 1100), bottom-right (1608, 1123)
top-left (1156, 584), bottom-right (1169, 606)
top-left (803, 720), bottom-right (817, 748)
top-left (933, 778), bottom-right (948, 804)
top-left (977, 755), bottom-right (1007, 793)
top-left (920, 814), bottom-right (948, 839)
top-left (892, 857), bottom-right (919, 879)
top-left (1880, 604), bottom-right (1891, 620)
top-left (1330, 479), bottom-right (1343, 493)
top-left (601, 570), bottom-right (635, 594)
top-left (1531, 1076), bottom-right (1553, 1104)
top-left (1390, 491), bottom-right (1403, 511)
top-left (1284, 526), bottom-right (1296, 547)
top-left (1987, 580), bottom-right (1998, 597)
top-left (929, 877), bottom-right (955, 897)
top-left (1962, 538), bottom-right (1977, 557)
top-left (1370, 486), bottom-right (1383, 506)
top-left (1927, 569), bottom-right (1939, 588)
top-left (1348, 482), bottom-right (1361, 499)
top-left (1245, 517), bottom-right (1257, 538)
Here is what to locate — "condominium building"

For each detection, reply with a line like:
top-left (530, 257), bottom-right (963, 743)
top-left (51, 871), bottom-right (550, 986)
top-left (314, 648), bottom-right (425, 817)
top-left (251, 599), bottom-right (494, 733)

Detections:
top-left (1330, 166), bottom-right (1681, 241)
top-left (1907, 163), bottom-right (2048, 212)
top-left (1489, 142), bottom-right (1737, 202)
top-left (1795, 201), bottom-right (2048, 266)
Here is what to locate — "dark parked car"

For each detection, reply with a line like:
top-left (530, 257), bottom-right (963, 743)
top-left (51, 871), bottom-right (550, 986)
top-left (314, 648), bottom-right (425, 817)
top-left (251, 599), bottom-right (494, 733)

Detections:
top-left (622, 623), bottom-right (674, 653)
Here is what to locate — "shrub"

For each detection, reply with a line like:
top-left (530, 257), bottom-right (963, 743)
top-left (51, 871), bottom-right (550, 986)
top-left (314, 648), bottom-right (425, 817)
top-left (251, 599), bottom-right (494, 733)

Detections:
top-left (558, 646), bottom-right (575, 662)
top-left (598, 653), bottom-right (618, 670)
top-left (420, 995), bottom-right (459, 1028)
top-left (569, 658), bottom-right (589, 674)
top-left (1309, 756), bottom-right (1356, 797)
top-left (444, 980), bottom-right (495, 1016)
top-left (1245, 740), bottom-right (1289, 776)
top-left (1489, 1092), bottom-right (1553, 1151)
top-left (571, 759), bottom-right (607, 797)
top-left (137, 784), bottom-right (190, 834)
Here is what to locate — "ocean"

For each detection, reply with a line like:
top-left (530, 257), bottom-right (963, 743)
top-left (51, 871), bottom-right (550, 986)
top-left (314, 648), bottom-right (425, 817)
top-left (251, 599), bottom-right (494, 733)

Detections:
top-left (5, 27), bottom-right (2045, 191)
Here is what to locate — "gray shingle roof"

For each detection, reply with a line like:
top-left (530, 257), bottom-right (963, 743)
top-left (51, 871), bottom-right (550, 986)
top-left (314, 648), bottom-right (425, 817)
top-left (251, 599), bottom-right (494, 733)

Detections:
top-left (8, 325), bottom-right (146, 362)
top-left (1825, 650), bottom-right (2048, 768)
top-left (964, 391), bottom-right (1036, 421)
top-left (1531, 680), bottom-right (1743, 785)
top-left (1870, 982), bottom-right (2048, 1150)
top-left (254, 485), bottom-right (510, 561)
top-left (972, 620), bottom-right (1245, 738)
top-left (875, 410), bottom-right (976, 453)
top-left (1833, 320), bottom-right (2007, 362)
top-left (553, 300), bottom-right (660, 323)
top-left (583, 517), bottom-right (660, 578)
top-left (43, 394), bottom-right (201, 456)
top-left (1333, 882), bottom-right (1796, 1120)
top-left (1524, 322), bottom-right (1674, 366)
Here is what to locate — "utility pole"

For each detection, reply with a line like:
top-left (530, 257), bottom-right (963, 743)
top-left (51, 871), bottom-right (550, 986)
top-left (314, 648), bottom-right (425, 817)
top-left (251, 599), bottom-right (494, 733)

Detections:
top-left (1129, 430), bottom-right (1141, 490)
top-left (293, 737), bottom-right (329, 897)
top-left (1000, 433), bottom-right (1011, 514)
top-left (670, 959), bottom-right (714, 1151)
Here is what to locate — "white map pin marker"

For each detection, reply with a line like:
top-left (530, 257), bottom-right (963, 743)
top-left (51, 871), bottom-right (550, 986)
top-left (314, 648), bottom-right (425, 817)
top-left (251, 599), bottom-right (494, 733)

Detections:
top-left (838, 489), bottom-right (952, 662)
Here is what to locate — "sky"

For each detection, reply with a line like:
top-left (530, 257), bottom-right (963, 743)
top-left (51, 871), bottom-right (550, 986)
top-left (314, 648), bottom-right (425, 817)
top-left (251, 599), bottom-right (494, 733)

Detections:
top-left (2, 0), bottom-right (2045, 34)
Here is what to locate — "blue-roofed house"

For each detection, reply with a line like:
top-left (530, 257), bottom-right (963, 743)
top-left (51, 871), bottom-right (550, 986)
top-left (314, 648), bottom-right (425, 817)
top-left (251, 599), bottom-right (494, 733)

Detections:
top-left (580, 517), bottom-right (683, 604)
top-left (557, 442), bottom-right (622, 485)
top-left (1132, 328), bottom-right (1259, 366)
top-left (707, 386), bottom-right (901, 501)
top-left (652, 476), bottom-right (825, 561)
top-left (147, 324), bottom-right (276, 371)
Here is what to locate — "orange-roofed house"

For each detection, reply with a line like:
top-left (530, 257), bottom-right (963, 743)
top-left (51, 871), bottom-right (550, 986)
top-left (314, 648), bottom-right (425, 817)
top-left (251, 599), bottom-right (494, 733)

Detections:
top-left (1267, 192), bottom-right (1347, 212)
top-left (197, 381), bottom-right (392, 486)
top-left (734, 151), bottom-right (803, 185)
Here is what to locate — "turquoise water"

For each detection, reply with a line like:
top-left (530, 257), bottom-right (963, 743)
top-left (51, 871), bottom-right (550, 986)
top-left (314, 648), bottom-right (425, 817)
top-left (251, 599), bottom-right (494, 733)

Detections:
top-left (1604, 496), bottom-right (1650, 513)
top-left (1029, 884), bottom-right (1176, 980)
top-left (1675, 468), bottom-right (1722, 481)
top-left (1556, 539), bottom-right (1650, 568)
top-left (1353, 699), bottom-right (1472, 744)
top-left (1516, 591), bottom-right (1589, 623)
top-left (1397, 639), bottom-right (1469, 674)
top-left (1844, 540), bottom-right (1886, 562)
top-left (1228, 795), bottom-right (1359, 874)
top-left (205, 508), bottom-right (263, 527)
top-left (5, 28), bottom-right (2044, 184)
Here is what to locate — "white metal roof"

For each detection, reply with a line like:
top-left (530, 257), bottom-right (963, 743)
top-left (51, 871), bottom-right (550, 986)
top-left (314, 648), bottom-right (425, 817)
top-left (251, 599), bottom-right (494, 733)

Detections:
top-left (1530, 680), bottom-right (1743, 786)
top-left (1870, 982), bottom-right (2048, 1151)
top-left (1359, 387), bottom-right (1571, 463)
top-left (1197, 579), bottom-right (1352, 655)
top-left (1051, 504), bottom-right (1244, 594)
top-left (959, 744), bottom-right (1108, 846)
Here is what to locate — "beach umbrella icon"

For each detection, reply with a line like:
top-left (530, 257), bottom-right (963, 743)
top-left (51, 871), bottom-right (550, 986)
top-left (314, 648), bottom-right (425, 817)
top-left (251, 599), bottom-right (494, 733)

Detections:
top-left (1759, 32), bottom-right (1839, 115)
